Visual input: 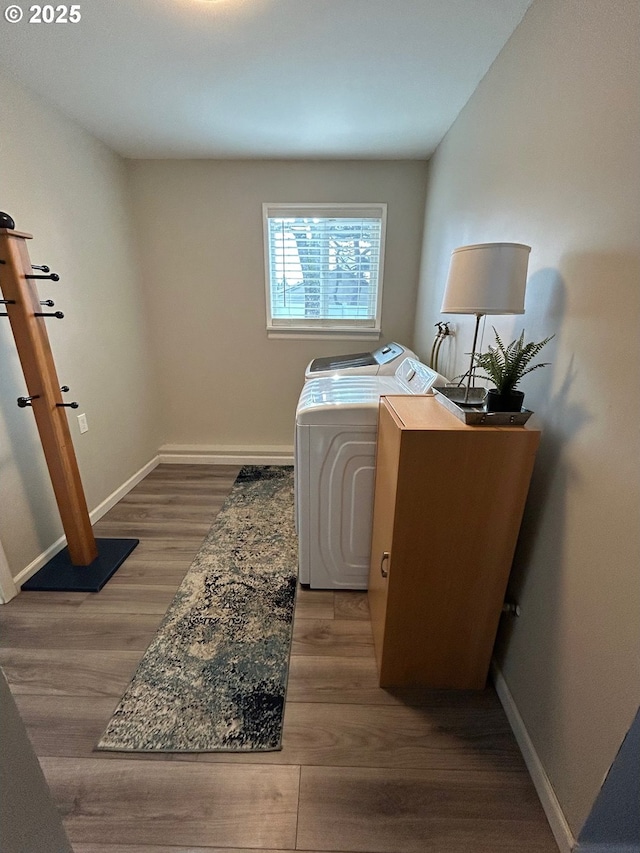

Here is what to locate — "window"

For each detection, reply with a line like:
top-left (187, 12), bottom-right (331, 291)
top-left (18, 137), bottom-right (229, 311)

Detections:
top-left (263, 203), bottom-right (387, 337)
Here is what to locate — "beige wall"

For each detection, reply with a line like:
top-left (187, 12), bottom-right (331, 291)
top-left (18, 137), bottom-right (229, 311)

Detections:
top-left (0, 73), bottom-right (160, 580)
top-left (126, 159), bottom-right (428, 449)
top-left (413, 0), bottom-right (639, 836)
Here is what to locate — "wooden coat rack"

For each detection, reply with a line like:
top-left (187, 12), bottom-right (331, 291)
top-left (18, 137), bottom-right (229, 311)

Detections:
top-left (0, 216), bottom-right (137, 592)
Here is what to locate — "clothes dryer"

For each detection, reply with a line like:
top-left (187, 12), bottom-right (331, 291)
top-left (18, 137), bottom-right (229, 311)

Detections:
top-left (295, 358), bottom-right (446, 589)
top-left (304, 342), bottom-right (417, 381)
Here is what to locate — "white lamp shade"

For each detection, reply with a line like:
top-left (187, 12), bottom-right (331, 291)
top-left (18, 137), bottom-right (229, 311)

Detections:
top-left (440, 242), bottom-right (531, 315)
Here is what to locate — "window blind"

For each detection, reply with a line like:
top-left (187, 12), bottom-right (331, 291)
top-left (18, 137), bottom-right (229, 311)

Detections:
top-left (263, 204), bottom-right (386, 331)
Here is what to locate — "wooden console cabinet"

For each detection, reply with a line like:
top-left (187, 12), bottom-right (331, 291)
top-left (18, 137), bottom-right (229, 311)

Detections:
top-left (368, 395), bottom-right (540, 689)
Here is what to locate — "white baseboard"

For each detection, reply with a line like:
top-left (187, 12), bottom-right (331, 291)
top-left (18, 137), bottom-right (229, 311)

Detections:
top-left (11, 455), bottom-right (160, 589)
top-left (491, 661), bottom-right (576, 853)
top-left (158, 444), bottom-right (294, 466)
top-left (0, 539), bottom-right (18, 604)
top-left (89, 455), bottom-right (160, 522)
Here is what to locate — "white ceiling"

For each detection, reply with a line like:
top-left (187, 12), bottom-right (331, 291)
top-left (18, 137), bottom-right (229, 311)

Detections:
top-left (0, 0), bottom-right (534, 159)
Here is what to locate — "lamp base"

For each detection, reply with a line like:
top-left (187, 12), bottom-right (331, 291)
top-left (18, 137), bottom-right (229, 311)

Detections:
top-left (441, 386), bottom-right (487, 407)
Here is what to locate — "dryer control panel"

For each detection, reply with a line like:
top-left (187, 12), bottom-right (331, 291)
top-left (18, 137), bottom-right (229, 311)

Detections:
top-left (305, 342), bottom-right (417, 380)
top-left (394, 358), bottom-right (445, 395)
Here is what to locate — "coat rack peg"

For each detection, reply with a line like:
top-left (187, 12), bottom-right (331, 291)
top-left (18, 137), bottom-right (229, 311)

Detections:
top-left (34, 311), bottom-right (64, 319)
top-left (60, 385), bottom-right (70, 393)
top-left (40, 300), bottom-right (55, 307)
top-left (25, 273), bottom-right (60, 281)
top-left (56, 401), bottom-right (79, 409)
top-left (32, 264), bottom-right (50, 272)
top-left (17, 395), bottom-right (40, 408)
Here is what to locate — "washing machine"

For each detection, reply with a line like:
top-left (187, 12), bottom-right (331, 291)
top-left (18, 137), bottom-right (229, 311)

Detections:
top-left (295, 357), bottom-right (446, 589)
top-left (304, 341), bottom-right (417, 381)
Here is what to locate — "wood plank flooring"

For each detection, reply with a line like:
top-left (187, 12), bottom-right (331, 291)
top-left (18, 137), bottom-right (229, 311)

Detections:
top-left (0, 464), bottom-right (558, 852)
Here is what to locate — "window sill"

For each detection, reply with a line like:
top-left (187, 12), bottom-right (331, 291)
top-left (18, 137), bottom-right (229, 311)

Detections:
top-left (267, 328), bottom-right (382, 341)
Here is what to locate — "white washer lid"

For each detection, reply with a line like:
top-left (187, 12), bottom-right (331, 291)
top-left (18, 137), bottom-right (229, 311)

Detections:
top-left (296, 375), bottom-right (402, 425)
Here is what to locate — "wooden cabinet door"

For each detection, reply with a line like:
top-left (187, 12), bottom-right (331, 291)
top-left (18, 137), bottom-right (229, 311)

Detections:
top-left (368, 395), bottom-right (540, 689)
top-left (367, 401), bottom-right (401, 673)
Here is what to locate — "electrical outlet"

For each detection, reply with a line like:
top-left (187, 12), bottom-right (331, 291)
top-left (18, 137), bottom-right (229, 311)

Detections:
top-left (77, 413), bottom-right (89, 434)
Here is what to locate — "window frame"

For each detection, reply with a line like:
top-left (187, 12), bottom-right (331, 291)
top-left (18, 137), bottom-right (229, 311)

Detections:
top-left (262, 202), bottom-right (387, 340)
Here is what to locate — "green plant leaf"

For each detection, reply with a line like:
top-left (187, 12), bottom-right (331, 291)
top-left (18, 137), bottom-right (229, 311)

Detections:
top-left (471, 328), bottom-right (553, 393)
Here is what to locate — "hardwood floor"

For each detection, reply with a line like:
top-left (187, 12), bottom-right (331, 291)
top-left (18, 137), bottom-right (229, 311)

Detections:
top-left (0, 464), bottom-right (558, 852)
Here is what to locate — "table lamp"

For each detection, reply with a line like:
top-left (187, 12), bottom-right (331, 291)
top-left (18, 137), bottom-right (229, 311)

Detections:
top-left (440, 242), bottom-right (531, 404)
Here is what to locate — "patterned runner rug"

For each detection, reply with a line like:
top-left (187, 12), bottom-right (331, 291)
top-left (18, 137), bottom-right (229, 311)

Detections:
top-left (97, 466), bottom-right (297, 752)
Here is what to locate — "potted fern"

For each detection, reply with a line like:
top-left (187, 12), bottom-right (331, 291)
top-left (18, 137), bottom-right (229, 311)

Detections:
top-left (472, 328), bottom-right (553, 412)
